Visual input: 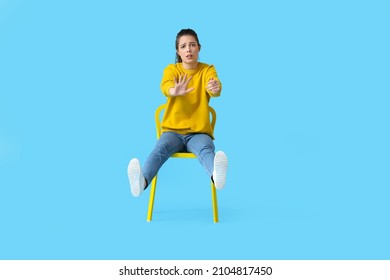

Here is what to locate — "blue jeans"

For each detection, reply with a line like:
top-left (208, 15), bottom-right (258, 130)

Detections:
top-left (143, 132), bottom-right (215, 186)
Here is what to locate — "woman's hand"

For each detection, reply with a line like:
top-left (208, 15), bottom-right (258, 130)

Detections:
top-left (169, 74), bottom-right (194, 96)
top-left (206, 78), bottom-right (221, 95)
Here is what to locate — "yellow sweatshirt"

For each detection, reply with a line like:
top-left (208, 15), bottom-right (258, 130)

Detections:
top-left (160, 62), bottom-right (221, 139)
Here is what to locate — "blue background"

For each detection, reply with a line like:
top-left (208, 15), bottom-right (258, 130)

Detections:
top-left (1, 0), bottom-right (389, 260)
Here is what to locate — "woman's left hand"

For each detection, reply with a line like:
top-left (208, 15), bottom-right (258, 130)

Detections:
top-left (206, 78), bottom-right (220, 95)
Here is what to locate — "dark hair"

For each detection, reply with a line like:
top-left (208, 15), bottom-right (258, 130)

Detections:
top-left (175, 28), bottom-right (201, 63)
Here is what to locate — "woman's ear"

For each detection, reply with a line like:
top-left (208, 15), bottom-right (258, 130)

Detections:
top-left (199, 44), bottom-right (201, 51)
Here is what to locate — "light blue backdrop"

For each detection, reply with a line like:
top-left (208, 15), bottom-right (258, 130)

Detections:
top-left (1, 0), bottom-right (389, 260)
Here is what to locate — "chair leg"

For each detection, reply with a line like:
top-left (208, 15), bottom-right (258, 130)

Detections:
top-left (211, 181), bottom-right (219, 223)
top-left (147, 175), bottom-right (158, 222)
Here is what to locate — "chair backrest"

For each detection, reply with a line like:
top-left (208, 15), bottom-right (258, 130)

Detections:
top-left (155, 104), bottom-right (216, 139)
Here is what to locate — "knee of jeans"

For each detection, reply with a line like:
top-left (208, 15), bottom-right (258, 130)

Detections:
top-left (156, 141), bottom-right (181, 156)
top-left (155, 142), bottom-right (171, 155)
top-left (199, 144), bottom-right (215, 155)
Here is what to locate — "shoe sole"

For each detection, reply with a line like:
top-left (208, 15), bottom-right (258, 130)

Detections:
top-left (128, 158), bottom-right (142, 197)
top-left (213, 151), bottom-right (228, 190)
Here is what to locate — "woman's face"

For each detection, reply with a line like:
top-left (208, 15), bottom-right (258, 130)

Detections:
top-left (176, 35), bottom-right (200, 68)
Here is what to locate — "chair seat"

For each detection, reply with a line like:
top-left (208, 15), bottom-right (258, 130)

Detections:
top-left (171, 152), bottom-right (196, 158)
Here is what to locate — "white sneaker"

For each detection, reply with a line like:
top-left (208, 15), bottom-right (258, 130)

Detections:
top-left (213, 151), bottom-right (228, 190)
top-left (128, 158), bottom-right (145, 197)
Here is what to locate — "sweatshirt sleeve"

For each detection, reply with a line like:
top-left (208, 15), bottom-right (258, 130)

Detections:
top-left (205, 65), bottom-right (222, 97)
top-left (160, 64), bottom-right (176, 97)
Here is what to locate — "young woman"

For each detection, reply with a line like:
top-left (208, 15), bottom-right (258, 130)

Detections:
top-left (128, 28), bottom-right (228, 197)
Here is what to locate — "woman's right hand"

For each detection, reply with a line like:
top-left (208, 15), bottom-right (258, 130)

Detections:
top-left (169, 74), bottom-right (194, 96)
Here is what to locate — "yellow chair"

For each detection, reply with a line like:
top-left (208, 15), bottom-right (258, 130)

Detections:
top-left (147, 104), bottom-right (219, 223)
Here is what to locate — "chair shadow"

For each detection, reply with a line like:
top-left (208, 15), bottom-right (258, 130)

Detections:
top-left (150, 205), bottom-right (242, 223)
